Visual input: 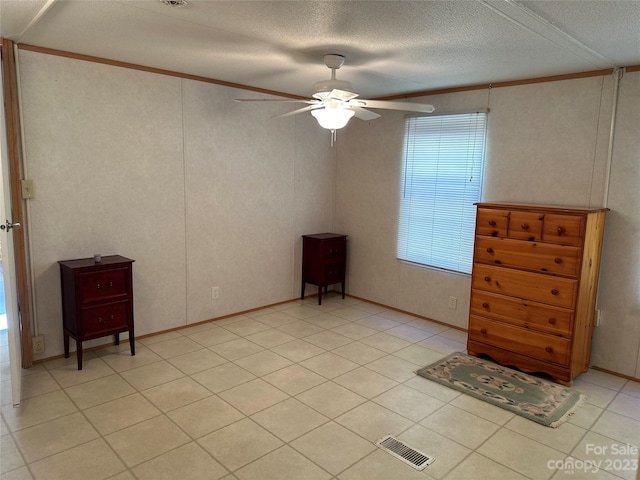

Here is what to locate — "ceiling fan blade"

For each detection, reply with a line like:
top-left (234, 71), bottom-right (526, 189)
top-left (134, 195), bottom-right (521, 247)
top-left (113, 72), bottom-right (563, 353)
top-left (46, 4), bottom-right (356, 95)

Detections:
top-left (327, 89), bottom-right (359, 101)
top-left (235, 98), bottom-right (316, 104)
top-left (271, 104), bottom-right (322, 119)
top-left (350, 99), bottom-right (435, 113)
top-left (351, 106), bottom-right (381, 121)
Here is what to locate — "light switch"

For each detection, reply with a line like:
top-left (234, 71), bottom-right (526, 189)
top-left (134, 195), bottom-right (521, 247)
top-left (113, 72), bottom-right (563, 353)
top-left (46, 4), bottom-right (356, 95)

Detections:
top-left (21, 179), bottom-right (34, 199)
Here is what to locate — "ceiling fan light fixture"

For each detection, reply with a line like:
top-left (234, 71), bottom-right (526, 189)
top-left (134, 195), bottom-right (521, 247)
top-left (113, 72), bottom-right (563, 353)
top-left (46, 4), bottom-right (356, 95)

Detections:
top-left (236, 53), bottom-right (434, 140)
top-left (311, 106), bottom-right (355, 130)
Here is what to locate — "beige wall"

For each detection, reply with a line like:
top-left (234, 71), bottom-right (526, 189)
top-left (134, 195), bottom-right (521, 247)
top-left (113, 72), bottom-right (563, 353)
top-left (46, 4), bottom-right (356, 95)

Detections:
top-left (16, 48), bottom-right (640, 379)
top-left (335, 72), bottom-right (640, 378)
top-left (18, 50), bottom-right (335, 360)
top-left (591, 71), bottom-right (640, 376)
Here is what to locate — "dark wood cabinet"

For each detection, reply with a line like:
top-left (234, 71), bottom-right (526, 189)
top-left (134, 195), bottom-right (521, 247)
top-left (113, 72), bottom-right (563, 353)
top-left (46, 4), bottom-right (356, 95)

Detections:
top-left (301, 233), bottom-right (347, 305)
top-left (59, 255), bottom-right (135, 370)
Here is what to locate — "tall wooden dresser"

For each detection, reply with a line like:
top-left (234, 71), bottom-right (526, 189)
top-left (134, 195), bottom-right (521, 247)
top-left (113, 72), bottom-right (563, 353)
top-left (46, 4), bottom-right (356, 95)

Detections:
top-left (467, 203), bottom-right (608, 385)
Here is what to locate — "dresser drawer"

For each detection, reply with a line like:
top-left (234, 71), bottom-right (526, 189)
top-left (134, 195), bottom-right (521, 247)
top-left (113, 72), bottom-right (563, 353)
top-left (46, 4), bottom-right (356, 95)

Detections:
top-left (323, 264), bottom-right (345, 284)
top-left (470, 290), bottom-right (573, 336)
top-left (508, 211), bottom-right (543, 241)
top-left (81, 301), bottom-right (129, 337)
top-left (321, 239), bottom-right (346, 260)
top-left (474, 236), bottom-right (581, 277)
top-left (472, 264), bottom-right (577, 308)
top-left (469, 315), bottom-right (570, 366)
top-left (79, 267), bottom-right (129, 302)
top-left (543, 214), bottom-right (584, 246)
top-left (476, 208), bottom-right (509, 237)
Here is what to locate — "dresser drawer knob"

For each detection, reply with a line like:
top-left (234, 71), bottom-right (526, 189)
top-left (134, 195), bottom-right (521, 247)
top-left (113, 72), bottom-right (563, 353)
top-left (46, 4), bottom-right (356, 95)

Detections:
top-left (488, 220), bottom-right (496, 227)
top-left (548, 318), bottom-right (556, 325)
top-left (98, 315), bottom-right (115, 324)
top-left (551, 289), bottom-right (559, 296)
top-left (482, 302), bottom-right (489, 309)
top-left (486, 247), bottom-right (494, 254)
top-left (484, 276), bottom-right (491, 282)
top-left (480, 328), bottom-right (487, 335)
top-left (557, 226), bottom-right (566, 236)
top-left (545, 346), bottom-right (553, 353)
top-left (554, 257), bottom-right (563, 264)
top-left (97, 282), bottom-right (113, 290)
top-left (521, 223), bottom-right (529, 230)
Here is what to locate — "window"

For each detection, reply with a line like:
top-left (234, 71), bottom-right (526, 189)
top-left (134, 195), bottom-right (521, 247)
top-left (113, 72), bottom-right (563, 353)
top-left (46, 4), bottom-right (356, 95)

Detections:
top-left (397, 113), bottom-right (487, 274)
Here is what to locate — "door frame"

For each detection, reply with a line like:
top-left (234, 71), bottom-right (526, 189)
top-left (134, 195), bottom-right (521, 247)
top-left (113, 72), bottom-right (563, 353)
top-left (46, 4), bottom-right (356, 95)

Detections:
top-left (1, 38), bottom-right (33, 368)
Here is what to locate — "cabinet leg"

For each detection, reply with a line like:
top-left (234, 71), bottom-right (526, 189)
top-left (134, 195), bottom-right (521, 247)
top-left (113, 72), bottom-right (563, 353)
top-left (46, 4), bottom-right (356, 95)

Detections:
top-left (77, 341), bottom-right (83, 370)
top-left (64, 332), bottom-right (70, 359)
top-left (114, 333), bottom-right (120, 346)
top-left (129, 328), bottom-right (136, 356)
top-left (301, 279), bottom-right (305, 300)
top-left (341, 281), bottom-right (345, 299)
top-left (317, 286), bottom-right (322, 305)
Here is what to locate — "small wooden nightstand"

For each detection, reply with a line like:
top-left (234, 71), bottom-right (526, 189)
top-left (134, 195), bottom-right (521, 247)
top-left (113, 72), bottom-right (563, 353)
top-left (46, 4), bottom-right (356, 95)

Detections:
top-left (301, 233), bottom-right (347, 305)
top-left (59, 255), bottom-right (135, 370)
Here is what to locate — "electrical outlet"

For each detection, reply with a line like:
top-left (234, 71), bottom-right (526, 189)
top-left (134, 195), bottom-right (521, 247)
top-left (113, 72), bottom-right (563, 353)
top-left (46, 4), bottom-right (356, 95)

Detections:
top-left (32, 335), bottom-right (45, 354)
top-left (448, 296), bottom-right (458, 310)
top-left (211, 286), bottom-right (219, 300)
top-left (595, 309), bottom-right (602, 327)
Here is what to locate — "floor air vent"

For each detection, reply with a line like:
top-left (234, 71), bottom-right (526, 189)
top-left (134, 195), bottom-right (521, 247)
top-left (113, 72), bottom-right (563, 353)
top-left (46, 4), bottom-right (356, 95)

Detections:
top-left (375, 435), bottom-right (435, 471)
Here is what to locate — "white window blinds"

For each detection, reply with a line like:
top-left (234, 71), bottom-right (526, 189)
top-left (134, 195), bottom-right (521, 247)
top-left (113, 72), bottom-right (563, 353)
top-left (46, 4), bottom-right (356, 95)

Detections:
top-left (397, 113), bottom-right (487, 274)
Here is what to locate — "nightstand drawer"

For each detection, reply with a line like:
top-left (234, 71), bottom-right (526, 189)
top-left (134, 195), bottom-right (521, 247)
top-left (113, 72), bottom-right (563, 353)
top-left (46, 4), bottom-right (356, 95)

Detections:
top-left (324, 264), bottom-right (345, 283)
top-left (79, 267), bottom-right (129, 302)
top-left (321, 239), bottom-right (346, 260)
top-left (469, 315), bottom-right (570, 366)
top-left (81, 301), bottom-right (129, 337)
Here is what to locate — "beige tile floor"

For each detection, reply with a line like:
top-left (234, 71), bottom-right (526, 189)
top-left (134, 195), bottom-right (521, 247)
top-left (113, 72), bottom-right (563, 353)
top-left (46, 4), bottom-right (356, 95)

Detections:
top-left (1, 293), bottom-right (639, 480)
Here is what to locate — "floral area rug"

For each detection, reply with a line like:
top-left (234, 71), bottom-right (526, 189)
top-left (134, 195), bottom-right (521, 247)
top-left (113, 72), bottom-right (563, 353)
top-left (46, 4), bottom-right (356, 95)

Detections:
top-left (416, 352), bottom-right (584, 427)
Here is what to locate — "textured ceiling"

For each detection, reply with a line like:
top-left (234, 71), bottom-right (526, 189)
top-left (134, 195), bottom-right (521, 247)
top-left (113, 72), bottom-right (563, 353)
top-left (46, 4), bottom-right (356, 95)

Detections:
top-left (1, 0), bottom-right (639, 99)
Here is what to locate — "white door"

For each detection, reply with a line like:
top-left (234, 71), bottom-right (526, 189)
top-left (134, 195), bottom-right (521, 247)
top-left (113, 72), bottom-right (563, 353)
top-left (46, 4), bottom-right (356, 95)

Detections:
top-left (0, 61), bottom-right (22, 406)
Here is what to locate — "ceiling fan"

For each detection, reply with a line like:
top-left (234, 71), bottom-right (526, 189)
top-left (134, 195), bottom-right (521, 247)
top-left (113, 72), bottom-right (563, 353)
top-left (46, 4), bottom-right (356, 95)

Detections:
top-left (236, 54), bottom-right (435, 137)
